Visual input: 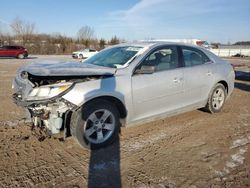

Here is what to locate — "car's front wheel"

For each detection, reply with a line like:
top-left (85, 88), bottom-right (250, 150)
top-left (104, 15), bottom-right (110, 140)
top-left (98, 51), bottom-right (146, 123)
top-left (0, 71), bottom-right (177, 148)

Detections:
top-left (205, 83), bottom-right (227, 113)
top-left (71, 99), bottom-right (120, 149)
top-left (17, 53), bottom-right (25, 59)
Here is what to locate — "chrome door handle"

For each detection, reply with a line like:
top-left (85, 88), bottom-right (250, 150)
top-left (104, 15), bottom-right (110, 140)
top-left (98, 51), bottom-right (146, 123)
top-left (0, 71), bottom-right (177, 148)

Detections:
top-left (207, 71), bottom-right (212, 76)
top-left (173, 78), bottom-right (178, 83)
top-left (173, 77), bottom-right (182, 83)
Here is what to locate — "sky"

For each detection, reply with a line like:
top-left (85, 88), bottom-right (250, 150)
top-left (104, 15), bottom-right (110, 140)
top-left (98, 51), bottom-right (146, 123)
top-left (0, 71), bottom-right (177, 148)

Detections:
top-left (0, 0), bottom-right (249, 43)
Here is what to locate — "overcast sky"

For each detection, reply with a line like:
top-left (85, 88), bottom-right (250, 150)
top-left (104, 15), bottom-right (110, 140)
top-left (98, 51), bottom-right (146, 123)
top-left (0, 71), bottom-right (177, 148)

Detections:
top-left (0, 0), bottom-right (249, 43)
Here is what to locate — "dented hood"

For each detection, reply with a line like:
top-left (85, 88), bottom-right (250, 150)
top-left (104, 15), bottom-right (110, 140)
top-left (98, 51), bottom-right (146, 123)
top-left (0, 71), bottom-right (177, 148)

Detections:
top-left (19, 60), bottom-right (116, 76)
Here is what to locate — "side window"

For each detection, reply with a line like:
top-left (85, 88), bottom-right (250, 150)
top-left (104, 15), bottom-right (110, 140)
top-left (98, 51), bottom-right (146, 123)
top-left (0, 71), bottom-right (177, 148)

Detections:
top-left (89, 49), bottom-right (96, 52)
top-left (3, 46), bottom-right (10, 50)
top-left (6, 46), bottom-right (17, 50)
top-left (182, 47), bottom-right (210, 67)
top-left (141, 46), bottom-right (179, 72)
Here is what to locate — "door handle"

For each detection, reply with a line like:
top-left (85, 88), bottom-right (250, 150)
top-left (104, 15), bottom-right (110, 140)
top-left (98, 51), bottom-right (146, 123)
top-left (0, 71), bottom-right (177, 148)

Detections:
top-left (207, 71), bottom-right (212, 76)
top-left (173, 77), bottom-right (183, 83)
top-left (173, 78), bottom-right (179, 83)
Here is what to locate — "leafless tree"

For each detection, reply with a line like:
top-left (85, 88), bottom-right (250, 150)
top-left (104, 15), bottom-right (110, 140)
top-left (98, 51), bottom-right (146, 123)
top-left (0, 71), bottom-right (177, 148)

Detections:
top-left (10, 17), bottom-right (36, 45)
top-left (77, 25), bottom-right (95, 47)
top-left (1, 18), bottom-right (122, 54)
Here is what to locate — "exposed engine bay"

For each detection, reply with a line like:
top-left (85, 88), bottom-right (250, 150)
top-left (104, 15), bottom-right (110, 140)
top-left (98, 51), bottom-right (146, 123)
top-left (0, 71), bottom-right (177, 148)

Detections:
top-left (12, 60), bottom-right (116, 137)
top-left (13, 73), bottom-right (105, 136)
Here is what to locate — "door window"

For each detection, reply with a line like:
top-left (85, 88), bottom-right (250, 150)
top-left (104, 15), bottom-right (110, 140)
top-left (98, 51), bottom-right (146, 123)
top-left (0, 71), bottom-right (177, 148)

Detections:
top-left (140, 46), bottom-right (179, 72)
top-left (181, 47), bottom-right (210, 67)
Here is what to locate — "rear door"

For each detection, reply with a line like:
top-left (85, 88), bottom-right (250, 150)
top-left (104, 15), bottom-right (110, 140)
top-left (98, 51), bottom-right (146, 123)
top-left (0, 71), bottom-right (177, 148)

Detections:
top-left (0, 46), bottom-right (4, 56)
top-left (0, 46), bottom-right (10, 56)
top-left (180, 46), bottom-right (214, 106)
top-left (8, 46), bottom-right (18, 56)
top-left (131, 45), bottom-right (184, 121)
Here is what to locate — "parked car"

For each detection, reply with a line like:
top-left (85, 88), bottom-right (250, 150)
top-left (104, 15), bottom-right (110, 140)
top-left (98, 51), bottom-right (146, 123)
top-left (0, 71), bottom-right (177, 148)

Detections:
top-left (72, 48), bottom-right (98, 59)
top-left (0, 45), bottom-right (28, 59)
top-left (12, 42), bottom-right (235, 149)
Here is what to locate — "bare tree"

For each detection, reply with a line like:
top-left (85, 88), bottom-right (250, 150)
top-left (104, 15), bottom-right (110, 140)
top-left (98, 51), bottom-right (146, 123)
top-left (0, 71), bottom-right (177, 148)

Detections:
top-left (10, 17), bottom-right (36, 45)
top-left (77, 26), bottom-right (95, 41)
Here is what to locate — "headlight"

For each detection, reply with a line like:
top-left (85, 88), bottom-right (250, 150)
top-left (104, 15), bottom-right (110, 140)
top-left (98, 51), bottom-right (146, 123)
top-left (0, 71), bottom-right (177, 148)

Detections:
top-left (27, 82), bottom-right (73, 101)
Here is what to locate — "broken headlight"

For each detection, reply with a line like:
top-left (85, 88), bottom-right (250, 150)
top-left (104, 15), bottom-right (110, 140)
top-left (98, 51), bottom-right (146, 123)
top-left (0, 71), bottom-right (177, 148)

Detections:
top-left (27, 82), bottom-right (73, 101)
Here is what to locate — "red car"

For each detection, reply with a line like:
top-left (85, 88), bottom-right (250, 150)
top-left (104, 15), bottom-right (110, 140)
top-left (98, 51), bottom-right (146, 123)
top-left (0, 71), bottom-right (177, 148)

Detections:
top-left (0, 45), bottom-right (28, 59)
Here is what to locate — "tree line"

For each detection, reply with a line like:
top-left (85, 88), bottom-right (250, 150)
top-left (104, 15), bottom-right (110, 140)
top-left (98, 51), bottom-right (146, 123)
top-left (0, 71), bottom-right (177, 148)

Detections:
top-left (0, 17), bottom-right (123, 54)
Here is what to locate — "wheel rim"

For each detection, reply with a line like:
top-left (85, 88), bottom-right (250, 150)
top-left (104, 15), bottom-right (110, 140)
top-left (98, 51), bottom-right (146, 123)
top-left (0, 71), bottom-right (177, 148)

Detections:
top-left (212, 88), bottom-right (225, 110)
top-left (83, 109), bottom-right (115, 144)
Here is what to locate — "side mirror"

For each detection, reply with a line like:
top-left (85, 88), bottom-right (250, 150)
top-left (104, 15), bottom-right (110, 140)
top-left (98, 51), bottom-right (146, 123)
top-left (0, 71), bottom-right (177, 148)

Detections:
top-left (135, 65), bottom-right (155, 74)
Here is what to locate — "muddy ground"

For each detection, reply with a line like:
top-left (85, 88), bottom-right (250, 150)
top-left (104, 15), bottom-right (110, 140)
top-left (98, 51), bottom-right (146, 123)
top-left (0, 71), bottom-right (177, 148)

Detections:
top-left (0, 55), bottom-right (249, 188)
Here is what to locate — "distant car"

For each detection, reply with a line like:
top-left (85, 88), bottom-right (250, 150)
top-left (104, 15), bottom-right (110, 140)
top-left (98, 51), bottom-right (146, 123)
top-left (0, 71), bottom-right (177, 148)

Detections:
top-left (0, 45), bottom-right (28, 59)
top-left (72, 48), bottom-right (98, 59)
top-left (13, 42), bottom-right (235, 149)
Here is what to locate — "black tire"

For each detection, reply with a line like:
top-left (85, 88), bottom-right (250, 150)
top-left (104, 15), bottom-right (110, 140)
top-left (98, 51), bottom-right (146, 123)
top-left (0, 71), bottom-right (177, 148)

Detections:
top-left (71, 99), bottom-right (120, 149)
top-left (204, 83), bottom-right (227, 113)
top-left (79, 54), bottom-right (83, 59)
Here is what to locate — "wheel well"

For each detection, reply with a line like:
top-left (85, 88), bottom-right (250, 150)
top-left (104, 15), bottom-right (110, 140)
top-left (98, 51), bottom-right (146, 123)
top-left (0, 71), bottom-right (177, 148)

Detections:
top-left (84, 96), bottom-right (127, 118)
top-left (218, 80), bottom-right (228, 93)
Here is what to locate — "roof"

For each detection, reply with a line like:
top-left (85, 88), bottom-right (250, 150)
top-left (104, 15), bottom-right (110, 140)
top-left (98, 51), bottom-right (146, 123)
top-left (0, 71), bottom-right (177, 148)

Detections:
top-left (115, 41), bottom-right (202, 49)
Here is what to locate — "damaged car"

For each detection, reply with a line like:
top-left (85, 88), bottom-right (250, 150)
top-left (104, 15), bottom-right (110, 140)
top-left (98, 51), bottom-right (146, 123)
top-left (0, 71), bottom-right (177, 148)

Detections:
top-left (12, 42), bottom-right (235, 149)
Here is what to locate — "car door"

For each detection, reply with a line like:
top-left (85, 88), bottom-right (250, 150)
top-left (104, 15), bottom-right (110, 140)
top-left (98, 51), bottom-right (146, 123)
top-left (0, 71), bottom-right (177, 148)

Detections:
top-left (180, 46), bottom-right (215, 106)
top-left (0, 46), bottom-right (9, 56)
top-left (8, 46), bottom-right (18, 56)
top-left (131, 46), bottom-right (184, 121)
top-left (0, 46), bottom-right (3, 56)
top-left (84, 49), bottom-right (91, 58)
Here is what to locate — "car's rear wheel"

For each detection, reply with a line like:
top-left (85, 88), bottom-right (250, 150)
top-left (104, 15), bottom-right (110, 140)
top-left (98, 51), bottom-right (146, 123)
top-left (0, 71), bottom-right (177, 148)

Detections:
top-left (17, 53), bottom-right (25, 59)
top-left (205, 83), bottom-right (226, 113)
top-left (71, 99), bottom-right (120, 149)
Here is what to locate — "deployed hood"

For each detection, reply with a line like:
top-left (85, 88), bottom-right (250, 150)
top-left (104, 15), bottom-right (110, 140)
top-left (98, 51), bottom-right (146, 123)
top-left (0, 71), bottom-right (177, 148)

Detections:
top-left (18, 60), bottom-right (116, 76)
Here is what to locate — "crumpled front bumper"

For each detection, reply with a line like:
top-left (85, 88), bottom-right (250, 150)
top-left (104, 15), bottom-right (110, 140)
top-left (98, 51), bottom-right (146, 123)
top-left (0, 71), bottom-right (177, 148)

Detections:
top-left (12, 77), bottom-right (76, 135)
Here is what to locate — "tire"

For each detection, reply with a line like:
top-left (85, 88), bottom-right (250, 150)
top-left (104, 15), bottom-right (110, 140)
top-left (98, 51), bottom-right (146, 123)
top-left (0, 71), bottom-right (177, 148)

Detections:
top-left (79, 54), bottom-right (83, 59)
top-left (17, 54), bottom-right (25, 59)
top-left (71, 99), bottom-right (120, 149)
top-left (204, 83), bottom-right (227, 113)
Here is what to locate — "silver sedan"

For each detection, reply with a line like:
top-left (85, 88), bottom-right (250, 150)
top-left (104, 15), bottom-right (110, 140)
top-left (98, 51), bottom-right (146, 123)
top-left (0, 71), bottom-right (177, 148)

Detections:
top-left (13, 42), bottom-right (235, 149)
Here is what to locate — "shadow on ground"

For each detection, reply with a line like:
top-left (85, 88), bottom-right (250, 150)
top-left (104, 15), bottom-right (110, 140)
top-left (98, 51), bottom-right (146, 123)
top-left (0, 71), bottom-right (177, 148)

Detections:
top-left (88, 140), bottom-right (121, 188)
top-left (0, 56), bottom-right (37, 59)
top-left (234, 71), bottom-right (250, 92)
top-left (235, 71), bottom-right (250, 82)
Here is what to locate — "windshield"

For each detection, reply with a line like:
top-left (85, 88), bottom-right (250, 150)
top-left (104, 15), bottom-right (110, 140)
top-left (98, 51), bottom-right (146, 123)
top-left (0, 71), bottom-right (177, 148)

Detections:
top-left (84, 46), bottom-right (143, 68)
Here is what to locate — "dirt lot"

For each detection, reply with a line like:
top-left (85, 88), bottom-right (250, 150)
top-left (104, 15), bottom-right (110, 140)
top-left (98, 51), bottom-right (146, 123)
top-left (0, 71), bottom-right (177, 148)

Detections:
top-left (0, 55), bottom-right (249, 188)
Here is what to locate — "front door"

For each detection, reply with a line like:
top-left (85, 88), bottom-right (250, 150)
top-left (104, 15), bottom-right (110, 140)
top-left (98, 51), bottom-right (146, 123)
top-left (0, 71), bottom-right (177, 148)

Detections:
top-left (131, 46), bottom-right (184, 121)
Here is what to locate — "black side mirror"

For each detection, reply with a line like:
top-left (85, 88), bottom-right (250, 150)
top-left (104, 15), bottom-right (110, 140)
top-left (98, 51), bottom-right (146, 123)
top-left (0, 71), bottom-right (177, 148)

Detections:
top-left (135, 65), bottom-right (155, 74)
